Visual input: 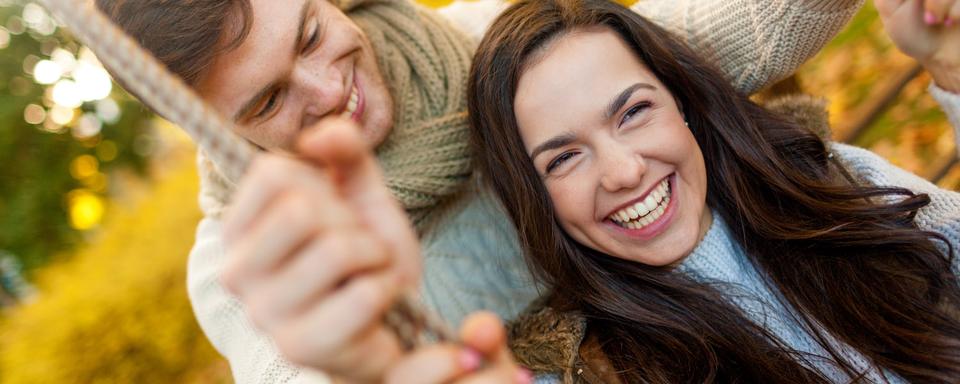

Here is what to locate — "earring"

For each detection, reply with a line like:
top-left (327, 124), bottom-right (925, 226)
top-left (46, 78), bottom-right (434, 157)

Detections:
top-left (685, 121), bottom-right (690, 128)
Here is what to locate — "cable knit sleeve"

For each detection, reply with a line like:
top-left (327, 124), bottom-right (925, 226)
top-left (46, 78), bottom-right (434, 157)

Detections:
top-left (833, 143), bottom-right (960, 276)
top-left (632, 0), bottom-right (864, 95)
top-left (418, 182), bottom-right (541, 328)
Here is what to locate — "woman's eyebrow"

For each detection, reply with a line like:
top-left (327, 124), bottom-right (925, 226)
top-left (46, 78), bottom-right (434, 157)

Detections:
top-left (530, 132), bottom-right (576, 161)
top-left (605, 82), bottom-right (656, 119)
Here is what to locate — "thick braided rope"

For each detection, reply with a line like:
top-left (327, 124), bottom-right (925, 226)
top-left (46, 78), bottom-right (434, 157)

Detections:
top-left (36, 0), bottom-right (453, 349)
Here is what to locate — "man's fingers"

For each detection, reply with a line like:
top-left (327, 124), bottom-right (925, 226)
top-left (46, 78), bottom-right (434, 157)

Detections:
top-left (223, 154), bottom-right (344, 243)
top-left (384, 345), bottom-right (481, 384)
top-left (297, 117), bottom-right (422, 288)
top-left (241, 230), bottom-right (392, 331)
top-left (297, 117), bottom-right (387, 201)
top-left (876, 0), bottom-right (906, 18)
top-left (221, 187), bottom-right (357, 294)
top-left (949, 0), bottom-right (960, 25)
top-left (925, 0), bottom-right (953, 23)
top-left (274, 271), bottom-right (400, 365)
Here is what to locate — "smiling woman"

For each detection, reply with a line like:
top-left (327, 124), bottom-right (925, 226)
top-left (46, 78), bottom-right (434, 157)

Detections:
top-left (468, 0), bottom-right (960, 383)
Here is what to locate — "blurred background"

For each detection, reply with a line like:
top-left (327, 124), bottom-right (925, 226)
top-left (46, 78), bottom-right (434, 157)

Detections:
top-left (0, 0), bottom-right (955, 383)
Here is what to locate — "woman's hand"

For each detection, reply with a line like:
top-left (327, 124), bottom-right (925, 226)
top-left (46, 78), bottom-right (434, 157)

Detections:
top-left (876, 0), bottom-right (960, 91)
top-left (385, 312), bottom-right (534, 384)
top-left (220, 117), bottom-right (421, 383)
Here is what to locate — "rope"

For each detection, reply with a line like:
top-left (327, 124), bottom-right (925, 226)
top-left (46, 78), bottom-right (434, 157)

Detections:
top-left (36, 0), bottom-right (453, 349)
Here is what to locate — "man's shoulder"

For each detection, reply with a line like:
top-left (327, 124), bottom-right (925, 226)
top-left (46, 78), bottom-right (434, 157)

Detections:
top-left (434, 0), bottom-right (508, 42)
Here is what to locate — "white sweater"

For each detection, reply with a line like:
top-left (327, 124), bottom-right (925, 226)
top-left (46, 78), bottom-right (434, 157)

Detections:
top-left (187, 1), bottom-right (869, 383)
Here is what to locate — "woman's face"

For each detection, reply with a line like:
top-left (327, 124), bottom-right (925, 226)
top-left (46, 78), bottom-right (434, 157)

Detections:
top-left (514, 29), bottom-right (711, 266)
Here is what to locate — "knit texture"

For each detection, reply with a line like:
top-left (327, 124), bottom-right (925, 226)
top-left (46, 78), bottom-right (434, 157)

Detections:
top-left (634, 0), bottom-right (864, 94)
top-left (186, 1), bottom-right (866, 383)
top-left (198, 0), bottom-right (476, 227)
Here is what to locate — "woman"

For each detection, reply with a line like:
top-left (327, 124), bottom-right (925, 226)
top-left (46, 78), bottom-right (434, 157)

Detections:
top-left (384, 0), bottom-right (960, 382)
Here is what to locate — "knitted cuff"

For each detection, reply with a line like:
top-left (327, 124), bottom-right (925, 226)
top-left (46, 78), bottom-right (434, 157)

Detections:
top-left (929, 83), bottom-right (960, 157)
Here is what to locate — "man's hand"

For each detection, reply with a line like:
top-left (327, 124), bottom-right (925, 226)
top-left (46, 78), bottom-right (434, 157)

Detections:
top-left (220, 117), bottom-right (421, 383)
top-left (876, 0), bottom-right (960, 91)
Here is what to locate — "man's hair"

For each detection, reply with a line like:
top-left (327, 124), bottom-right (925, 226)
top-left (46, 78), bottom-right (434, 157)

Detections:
top-left (96, 0), bottom-right (253, 86)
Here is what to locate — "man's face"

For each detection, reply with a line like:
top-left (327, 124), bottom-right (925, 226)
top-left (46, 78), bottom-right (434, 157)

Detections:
top-left (197, 0), bottom-right (394, 151)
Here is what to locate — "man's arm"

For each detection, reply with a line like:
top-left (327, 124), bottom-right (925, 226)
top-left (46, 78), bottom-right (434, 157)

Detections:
top-left (632, 0), bottom-right (865, 94)
top-left (439, 0), bottom-right (864, 95)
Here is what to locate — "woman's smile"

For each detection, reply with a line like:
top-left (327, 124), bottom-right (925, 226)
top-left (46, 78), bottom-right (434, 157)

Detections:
top-left (604, 173), bottom-right (679, 240)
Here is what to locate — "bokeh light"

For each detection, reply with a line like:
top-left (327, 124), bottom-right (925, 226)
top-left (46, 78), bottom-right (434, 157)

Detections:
top-left (69, 154), bottom-right (98, 180)
top-left (51, 79), bottom-right (82, 108)
top-left (50, 48), bottom-right (76, 73)
top-left (48, 104), bottom-right (74, 125)
top-left (73, 112), bottom-right (103, 138)
top-left (23, 103), bottom-right (45, 125)
top-left (96, 140), bottom-right (118, 162)
top-left (67, 189), bottom-right (104, 230)
top-left (0, 27), bottom-right (9, 49)
top-left (95, 98), bottom-right (121, 124)
top-left (72, 61), bottom-right (112, 101)
top-left (32, 59), bottom-right (61, 84)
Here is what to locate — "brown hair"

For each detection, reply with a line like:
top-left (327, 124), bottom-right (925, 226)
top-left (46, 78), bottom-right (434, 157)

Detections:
top-left (95, 0), bottom-right (253, 86)
top-left (469, 1), bottom-right (960, 382)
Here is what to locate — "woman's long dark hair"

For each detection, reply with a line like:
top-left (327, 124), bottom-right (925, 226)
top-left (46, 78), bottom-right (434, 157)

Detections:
top-left (468, 1), bottom-right (960, 382)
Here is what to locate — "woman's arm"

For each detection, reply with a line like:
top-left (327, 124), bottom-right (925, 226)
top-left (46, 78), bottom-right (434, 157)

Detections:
top-left (632, 0), bottom-right (864, 94)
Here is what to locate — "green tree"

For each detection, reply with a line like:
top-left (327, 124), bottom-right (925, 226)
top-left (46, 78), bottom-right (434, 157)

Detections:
top-left (0, 1), bottom-right (154, 276)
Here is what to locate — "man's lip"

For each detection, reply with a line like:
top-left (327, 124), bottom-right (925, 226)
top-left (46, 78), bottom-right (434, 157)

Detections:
top-left (602, 174), bottom-right (673, 220)
top-left (350, 75), bottom-right (364, 123)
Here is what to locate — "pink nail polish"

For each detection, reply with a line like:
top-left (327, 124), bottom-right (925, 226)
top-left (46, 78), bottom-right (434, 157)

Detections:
top-left (459, 349), bottom-right (481, 371)
top-left (925, 11), bottom-right (937, 25)
top-left (515, 368), bottom-right (533, 384)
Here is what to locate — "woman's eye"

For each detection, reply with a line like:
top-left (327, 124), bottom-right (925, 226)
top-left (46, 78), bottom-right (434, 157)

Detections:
top-left (620, 101), bottom-right (651, 126)
top-left (546, 151), bottom-right (577, 173)
top-left (255, 91), bottom-right (280, 119)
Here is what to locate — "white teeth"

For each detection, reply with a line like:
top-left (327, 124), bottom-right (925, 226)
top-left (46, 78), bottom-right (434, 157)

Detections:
top-left (636, 203), bottom-right (649, 217)
top-left (342, 86), bottom-right (359, 118)
top-left (608, 178), bottom-right (672, 230)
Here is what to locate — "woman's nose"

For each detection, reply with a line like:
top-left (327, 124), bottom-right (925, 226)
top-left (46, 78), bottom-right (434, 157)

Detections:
top-left (599, 146), bottom-right (646, 192)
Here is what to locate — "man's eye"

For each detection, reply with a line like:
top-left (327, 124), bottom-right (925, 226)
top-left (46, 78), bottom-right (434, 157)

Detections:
top-left (546, 151), bottom-right (577, 173)
top-left (303, 22), bottom-right (320, 53)
top-left (255, 91), bottom-right (280, 118)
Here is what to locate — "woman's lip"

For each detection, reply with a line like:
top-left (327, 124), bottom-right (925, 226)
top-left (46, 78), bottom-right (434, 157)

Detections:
top-left (604, 174), bottom-right (678, 240)
top-left (602, 174), bottom-right (673, 220)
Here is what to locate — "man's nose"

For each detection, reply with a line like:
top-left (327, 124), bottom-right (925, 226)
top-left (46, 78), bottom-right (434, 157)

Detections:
top-left (599, 145), bottom-right (647, 192)
top-left (295, 66), bottom-right (347, 120)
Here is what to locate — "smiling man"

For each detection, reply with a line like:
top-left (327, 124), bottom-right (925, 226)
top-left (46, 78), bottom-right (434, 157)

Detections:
top-left (94, 0), bottom-right (866, 383)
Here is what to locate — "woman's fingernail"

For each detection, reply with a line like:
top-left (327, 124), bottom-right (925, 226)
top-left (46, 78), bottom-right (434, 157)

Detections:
top-left (925, 11), bottom-right (937, 25)
top-left (515, 368), bottom-right (533, 384)
top-left (459, 349), bottom-right (481, 371)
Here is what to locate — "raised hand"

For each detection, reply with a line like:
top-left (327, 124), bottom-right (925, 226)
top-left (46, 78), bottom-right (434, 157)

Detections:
top-left (385, 312), bottom-right (533, 384)
top-left (875, 0), bottom-right (960, 90)
top-left (220, 117), bottom-right (421, 383)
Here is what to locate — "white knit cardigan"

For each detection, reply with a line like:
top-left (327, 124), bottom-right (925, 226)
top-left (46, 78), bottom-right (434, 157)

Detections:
top-left (187, 1), bottom-right (870, 383)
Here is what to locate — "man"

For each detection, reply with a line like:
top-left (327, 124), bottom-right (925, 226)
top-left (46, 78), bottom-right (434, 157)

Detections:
top-left (96, 0), bottom-right (865, 382)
